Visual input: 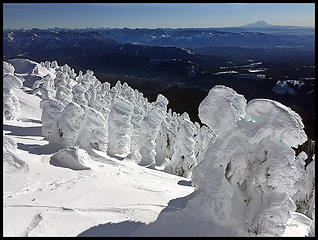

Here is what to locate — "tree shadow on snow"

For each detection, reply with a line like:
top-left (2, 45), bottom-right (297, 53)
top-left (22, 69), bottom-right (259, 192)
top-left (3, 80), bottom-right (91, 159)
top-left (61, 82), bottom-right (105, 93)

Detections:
top-left (17, 142), bottom-right (63, 155)
top-left (20, 118), bottom-right (42, 124)
top-left (78, 221), bottom-right (146, 237)
top-left (77, 192), bottom-right (197, 237)
top-left (22, 75), bottom-right (42, 88)
top-left (177, 179), bottom-right (192, 186)
top-left (3, 124), bottom-right (42, 137)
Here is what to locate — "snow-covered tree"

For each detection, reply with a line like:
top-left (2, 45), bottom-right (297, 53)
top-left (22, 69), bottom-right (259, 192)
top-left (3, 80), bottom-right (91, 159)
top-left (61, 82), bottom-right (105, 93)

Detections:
top-left (3, 62), bottom-right (24, 120)
top-left (191, 85), bottom-right (309, 236)
top-left (107, 95), bottom-right (134, 157)
top-left (40, 99), bottom-right (65, 141)
top-left (72, 84), bottom-right (88, 106)
top-left (138, 94), bottom-right (168, 167)
top-left (32, 74), bottom-right (55, 99)
top-left (292, 152), bottom-right (315, 220)
top-left (194, 124), bottom-right (215, 164)
top-left (55, 73), bottom-right (73, 106)
top-left (55, 101), bottom-right (85, 147)
top-left (76, 106), bottom-right (109, 153)
top-left (164, 113), bottom-right (197, 177)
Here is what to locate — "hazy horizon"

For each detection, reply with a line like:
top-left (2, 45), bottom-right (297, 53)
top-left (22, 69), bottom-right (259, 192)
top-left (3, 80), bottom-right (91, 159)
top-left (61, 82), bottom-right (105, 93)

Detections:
top-left (3, 3), bottom-right (315, 30)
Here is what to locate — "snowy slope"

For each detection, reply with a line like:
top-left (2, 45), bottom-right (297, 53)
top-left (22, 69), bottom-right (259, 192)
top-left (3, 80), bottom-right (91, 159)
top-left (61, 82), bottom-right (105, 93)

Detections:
top-left (3, 86), bottom-right (194, 236)
top-left (3, 59), bottom-right (314, 237)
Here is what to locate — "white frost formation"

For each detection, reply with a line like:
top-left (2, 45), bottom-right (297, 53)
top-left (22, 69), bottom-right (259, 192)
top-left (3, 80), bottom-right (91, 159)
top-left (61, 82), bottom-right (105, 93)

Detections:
top-left (164, 113), bottom-right (197, 178)
top-left (107, 95), bottom-right (134, 157)
top-left (3, 59), bottom-right (315, 237)
top-left (138, 94), bottom-right (168, 167)
top-left (3, 62), bottom-right (24, 120)
top-left (191, 85), bottom-right (312, 236)
top-left (5, 59), bottom-right (211, 175)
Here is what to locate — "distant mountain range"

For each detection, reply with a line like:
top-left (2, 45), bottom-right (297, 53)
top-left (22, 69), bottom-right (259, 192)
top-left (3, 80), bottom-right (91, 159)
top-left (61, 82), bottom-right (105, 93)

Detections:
top-left (3, 22), bottom-right (314, 55)
top-left (3, 24), bottom-right (315, 79)
top-left (241, 20), bottom-right (274, 28)
top-left (2, 23), bottom-right (315, 139)
top-left (240, 20), bottom-right (314, 30)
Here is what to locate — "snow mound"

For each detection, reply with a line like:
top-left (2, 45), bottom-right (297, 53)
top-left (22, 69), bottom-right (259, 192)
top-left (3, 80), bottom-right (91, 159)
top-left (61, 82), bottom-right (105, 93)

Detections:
top-left (8, 59), bottom-right (38, 74)
top-left (3, 61), bottom-right (15, 74)
top-left (283, 212), bottom-right (313, 236)
top-left (8, 59), bottom-right (56, 89)
top-left (3, 135), bottom-right (29, 173)
top-left (50, 147), bottom-right (92, 170)
top-left (8, 58), bottom-right (53, 77)
top-left (124, 150), bottom-right (142, 164)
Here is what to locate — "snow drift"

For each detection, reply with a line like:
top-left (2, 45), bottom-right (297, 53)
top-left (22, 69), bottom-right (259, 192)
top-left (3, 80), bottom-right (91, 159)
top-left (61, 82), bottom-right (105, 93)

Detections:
top-left (3, 134), bottom-right (29, 173)
top-left (50, 147), bottom-right (92, 170)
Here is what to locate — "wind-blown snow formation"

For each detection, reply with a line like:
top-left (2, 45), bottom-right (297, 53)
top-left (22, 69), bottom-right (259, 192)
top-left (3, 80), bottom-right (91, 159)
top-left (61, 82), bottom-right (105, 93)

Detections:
top-left (114, 85), bottom-right (314, 237)
top-left (191, 86), bottom-right (313, 236)
top-left (3, 62), bottom-right (24, 120)
top-left (3, 59), bottom-right (314, 237)
top-left (3, 134), bottom-right (29, 173)
top-left (50, 147), bottom-right (92, 170)
top-left (15, 59), bottom-right (210, 175)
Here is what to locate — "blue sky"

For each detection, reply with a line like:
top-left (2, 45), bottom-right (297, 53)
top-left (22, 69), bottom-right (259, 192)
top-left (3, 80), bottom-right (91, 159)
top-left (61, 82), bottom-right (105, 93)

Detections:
top-left (3, 3), bottom-right (315, 29)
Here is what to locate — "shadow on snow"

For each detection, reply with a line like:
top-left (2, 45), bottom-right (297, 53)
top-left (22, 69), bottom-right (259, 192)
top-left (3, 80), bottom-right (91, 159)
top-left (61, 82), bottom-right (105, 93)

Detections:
top-left (17, 142), bottom-right (63, 155)
top-left (78, 192), bottom-right (197, 237)
top-left (3, 124), bottom-right (42, 137)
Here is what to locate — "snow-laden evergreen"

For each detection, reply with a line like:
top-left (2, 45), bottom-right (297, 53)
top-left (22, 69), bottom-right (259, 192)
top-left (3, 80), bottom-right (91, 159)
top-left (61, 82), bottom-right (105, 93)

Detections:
top-left (3, 134), bottom-right (29, 173)
top-left (164, 113), bottom-right (197, 178)
top-left (3, 59), bottom-right (315, 236)
top-left (191, 85), bottom-right (313, 236)
top-left (138, 94), bottom-right (168, 167)
top-left (15, 59), bottom-right (210, 175)
top-left (3, 62), bottom-right (24, 120)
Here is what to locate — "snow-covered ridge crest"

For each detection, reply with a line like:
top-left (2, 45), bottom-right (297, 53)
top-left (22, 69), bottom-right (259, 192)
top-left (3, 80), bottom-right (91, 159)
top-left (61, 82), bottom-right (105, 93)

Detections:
top-left (4, 58), bottom-right (209, 176)
top-left (3, 59), bottom-right (314, 236)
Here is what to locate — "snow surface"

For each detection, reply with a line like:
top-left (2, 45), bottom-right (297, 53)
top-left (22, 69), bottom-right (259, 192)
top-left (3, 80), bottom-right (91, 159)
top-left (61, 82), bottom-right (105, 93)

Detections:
top-left (272, 80), bottom-right (297, 95)
top-left (3, 93), bottom-right (194, 236)
top-left (3, 63), bottom-right (194, 236)
top-left (3, 59), bottom-right (314, 237)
